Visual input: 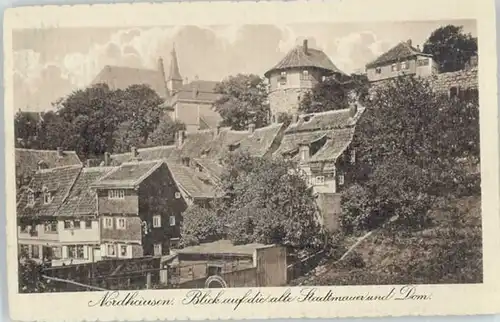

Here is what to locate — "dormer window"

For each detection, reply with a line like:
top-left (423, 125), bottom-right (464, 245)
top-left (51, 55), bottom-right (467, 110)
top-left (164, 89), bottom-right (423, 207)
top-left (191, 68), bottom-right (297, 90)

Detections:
top-left (27, 192), bottom-right (35, 206)
top-left (43, 191), bottom-right (53, 205)
top-left (108, 189), bottom-right (125, 200)
top-left (375, 67), bottom-right (382, 74)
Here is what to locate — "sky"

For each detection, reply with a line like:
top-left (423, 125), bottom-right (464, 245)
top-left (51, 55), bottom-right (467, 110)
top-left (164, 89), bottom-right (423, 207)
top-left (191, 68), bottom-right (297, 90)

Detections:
top-left (12, 19), bottom-right (476, 112)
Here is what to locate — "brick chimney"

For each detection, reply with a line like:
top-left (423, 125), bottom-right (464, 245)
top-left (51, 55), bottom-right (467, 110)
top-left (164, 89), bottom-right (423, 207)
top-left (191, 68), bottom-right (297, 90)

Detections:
top-left (406, 39), bottom-right (412, 46)
top-left (292, 114), bottom-right (299, 123)
top-left (299, 144), bottom-right (310, 163)
top-left (56, 147), bottom-right (63, 158)
top-left (104, 152), bottom-right (110, 166)
top-left (303, 39), bottom-right (308, 54)
top-left (248, 123), bottom-right (255, 134)
top-left (131, 146), bottom-right (138, 158)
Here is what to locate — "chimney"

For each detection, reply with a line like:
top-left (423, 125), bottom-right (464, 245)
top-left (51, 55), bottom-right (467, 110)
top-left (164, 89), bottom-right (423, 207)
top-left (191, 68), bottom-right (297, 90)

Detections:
top-left (131, 146), bottom-right (138, 158)
top-left (349, 104), bottom-right (358, 118)
top-left (299, 144), bottom-right (310, 163)
top-left (56, 147), bottom-right (63, 157)
top-left (406, 39), bottom-right (412, 46)
top-left (177, 130), bottom-right (185, 147)
top-left (104, 152), bottom-right (110, 166)
top-left (292, 114), bottom-right (299, 123)
top-left (303, 39), bottom-right (308, 54)
top-left (214, 125), bottom-right (221, 136)
top-left (416, 44), bottom-right (420, 51)
top-left (248, 123), bottom-right (255, 134)
top-left (192, 84), bottom-right (198, 99)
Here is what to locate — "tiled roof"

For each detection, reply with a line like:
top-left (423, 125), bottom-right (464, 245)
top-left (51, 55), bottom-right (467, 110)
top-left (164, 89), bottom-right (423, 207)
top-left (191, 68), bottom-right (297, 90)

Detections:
top-left (285, 105), bottom-right (365, 134)
top-left (366, 41), bottom-right (432, 68)
top-left (16, 148), bottom-right (82, 182)
top-left (236, 123), bottom-right (284, 157)
top-left (265, 43), bottom-right (346, 77)
top-left (92, 65), bottom-right (169, 99)
top-left (192, 158), bottom-right (225, 181)
top-left (199, 114), bottom-right (223, 130)
top-left (165, 161), bottom-right (222, 199)
top-left (92, 160), bottom-right (164, 189)
top-left (57, 167), bottom-right (116, 217)
top-left (170, 80), bottom-right (221, 104)
top-left (309, 128), bottom-right (355, 163)
top-left (17, 165), bottom-right (82, 218)
top-left (274, 130), bottom-right (331, 156)
top-left (110, 145), bottom-right (177, 165)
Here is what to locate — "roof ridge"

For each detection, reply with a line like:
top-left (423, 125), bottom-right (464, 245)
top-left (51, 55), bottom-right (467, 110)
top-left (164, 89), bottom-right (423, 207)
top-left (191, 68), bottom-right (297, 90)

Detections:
top-left (37, 164), bottom-right (83, 173)
top-left (56, 167), bottom-right (83, 216)
top-left (139, 145), bottom-right (176, 151)
top-left (16, 148), bottom-right (78, 153)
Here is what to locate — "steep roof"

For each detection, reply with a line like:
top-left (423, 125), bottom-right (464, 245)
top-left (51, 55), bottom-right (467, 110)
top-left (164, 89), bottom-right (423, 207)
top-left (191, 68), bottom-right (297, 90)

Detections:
top-left (110, 145), bottom-right (177, 165)
top-left (92, 65), bottom-right (169, 99)
top-left (309, 128), bottom-right (356, 163)
top-left (92, 160), bottom-right (164, 189)
top-left (274, 130), bottom-right (331, 157)
top-left (199, 114), bottom-right (223, 130)
top-left (265, 42), bottom-right (346, 77)
top-left (168, 47), bottom-right (183, 81)
top-left (16, 148), bottom-right (82, 181)
top-left (170, 80), bottom-right (221, 103)
top-left (285, 105), bottom-right (365, 134)
top-left (165, 161), bottom-right (222, 199)
top-left (57, 167), bottom-right (115, 217)
top-left (17, 165), bottom-right (83, 218)
top-left (192, 158), bottom-right (225, 182)
top-left (366, 40), bottom-right (432, 68)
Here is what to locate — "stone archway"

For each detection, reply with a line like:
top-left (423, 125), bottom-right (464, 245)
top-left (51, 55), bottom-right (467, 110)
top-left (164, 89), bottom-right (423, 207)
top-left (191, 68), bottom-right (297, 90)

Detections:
top-left (204, 275), bottom-right (227, 288)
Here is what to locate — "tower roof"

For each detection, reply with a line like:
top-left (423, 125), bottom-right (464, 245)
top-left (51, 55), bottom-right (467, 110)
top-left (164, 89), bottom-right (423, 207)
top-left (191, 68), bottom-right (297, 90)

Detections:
top-left (264, 39), bottom-right (346, 78)
top-left (168, 45), bottom-right (183, 81)
top-left (365, 39), bottom-right (432, 68)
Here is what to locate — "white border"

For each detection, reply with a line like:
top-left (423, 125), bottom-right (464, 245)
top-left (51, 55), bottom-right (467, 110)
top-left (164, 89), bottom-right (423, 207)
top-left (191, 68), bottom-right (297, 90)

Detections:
top-left (4, 0), bottom-right (500, 320)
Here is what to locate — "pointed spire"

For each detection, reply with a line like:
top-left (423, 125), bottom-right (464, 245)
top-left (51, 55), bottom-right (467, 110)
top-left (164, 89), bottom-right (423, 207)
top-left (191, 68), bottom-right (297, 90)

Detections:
top-left (168, 44), bottom-right (182, 81)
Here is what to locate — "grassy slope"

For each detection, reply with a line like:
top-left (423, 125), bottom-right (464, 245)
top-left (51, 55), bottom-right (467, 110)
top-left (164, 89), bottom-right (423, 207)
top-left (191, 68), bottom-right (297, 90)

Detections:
top-left (292, 195), bottom-right (482, 286)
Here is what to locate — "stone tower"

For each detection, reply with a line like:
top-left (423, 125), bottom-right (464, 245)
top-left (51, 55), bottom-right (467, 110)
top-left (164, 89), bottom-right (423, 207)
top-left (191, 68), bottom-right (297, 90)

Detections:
top-left (167, 45), bottom-right (183, 94)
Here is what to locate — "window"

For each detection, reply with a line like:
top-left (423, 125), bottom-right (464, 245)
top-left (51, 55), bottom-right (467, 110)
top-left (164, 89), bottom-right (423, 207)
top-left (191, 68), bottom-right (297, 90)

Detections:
top-left (314, 176), bottom-right (325, 185)
top-left (279, 72), bottom-right (287, 85)
top-left (300, 70), bottom-right (310, 80)
top-left (401, 61), bottom-right (409, 70)
top-left (449, 87), bottom-right (459, 99)
top-left (43, 191), bottom-right (53, 204)
top-left (174, 192), bottom-right (181, 199)
top-left (120, 245), bottom-right (127, 257)
top-left (117, 218), bottom-right (126, 230)
top-left (170, 238), bottom-right (180, 249)
top-left (108, 189), bottom-right (125, 200)
top-left (44, 222), bottom-right (57, 233)
top-left (84, 220), bottom-right (92, 229)
top-left (73, 220), bottom-right (81, 230)
top-left (20, 224), bottom-right (29, 233)
top-left (27, 192), bottom-right (35, 206)
top-left (64, 220), bottom-right (73, 229)
top-left (169, 216), bottom-right (176, 227)
top-left (51, 246), bottom-right (62, 259)
top-left (391, 64), bottom-right (397, 72)
top-left (417, 58), bottom-right (429, 66)
top-left (153, 215), bottom-right (161, 228)
top-left (32, 245), bottom-right (40, 259)
top-left (19, 245), bottom-right (30, 258)
top-left (103, 217), bottom-right (113, 229)
top-left (375, 67), bottom-right (382, 74)
top-left (338, 173), bottom-right (345, 185)
top-left (350, 150), bottom-right (356, 164)
top-left (76, 245), bottom-right (85, 259)
top-left (153, 243), bottom-right (162, 256)
top-left (107, 244), bottom-right (116, 256)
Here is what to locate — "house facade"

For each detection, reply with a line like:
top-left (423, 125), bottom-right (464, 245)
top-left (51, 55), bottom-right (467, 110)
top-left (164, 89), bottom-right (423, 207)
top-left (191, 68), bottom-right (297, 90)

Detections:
top-left (366, 39), bottom-right (438, 82)
top-left (265, 39), bottom-right (347, 120)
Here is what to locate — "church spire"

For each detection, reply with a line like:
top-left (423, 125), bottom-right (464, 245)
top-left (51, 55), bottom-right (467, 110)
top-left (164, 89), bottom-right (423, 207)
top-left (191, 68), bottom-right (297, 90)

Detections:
top-left (167, 44), bottom-right (183, 94)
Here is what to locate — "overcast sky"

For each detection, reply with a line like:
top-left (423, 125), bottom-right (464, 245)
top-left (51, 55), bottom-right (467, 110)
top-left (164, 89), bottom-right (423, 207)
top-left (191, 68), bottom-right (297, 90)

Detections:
top-left (12, 19), bottom-right (476, 112)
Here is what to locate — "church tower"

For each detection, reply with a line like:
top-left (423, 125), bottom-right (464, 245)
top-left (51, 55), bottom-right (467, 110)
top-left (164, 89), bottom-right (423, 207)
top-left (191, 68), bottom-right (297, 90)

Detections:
top-left (167, 45), bottom-right (183, 94)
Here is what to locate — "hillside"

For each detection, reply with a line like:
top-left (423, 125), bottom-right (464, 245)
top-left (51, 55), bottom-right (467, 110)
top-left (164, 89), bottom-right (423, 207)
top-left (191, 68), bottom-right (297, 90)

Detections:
top-left (291, 194), bottom-right (482, 286)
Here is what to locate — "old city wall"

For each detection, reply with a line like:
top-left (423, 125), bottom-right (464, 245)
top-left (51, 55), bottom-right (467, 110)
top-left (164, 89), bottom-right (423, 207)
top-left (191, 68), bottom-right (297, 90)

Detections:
top-left (269, 88), bottom-right (311, 117)
top-left (369, 67), bottom-right (478, 95)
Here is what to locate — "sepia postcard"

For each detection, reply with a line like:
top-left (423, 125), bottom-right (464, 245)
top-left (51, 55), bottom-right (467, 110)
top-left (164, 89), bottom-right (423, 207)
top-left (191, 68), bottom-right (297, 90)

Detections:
top-left (4, 0), bottom-right (500, 320)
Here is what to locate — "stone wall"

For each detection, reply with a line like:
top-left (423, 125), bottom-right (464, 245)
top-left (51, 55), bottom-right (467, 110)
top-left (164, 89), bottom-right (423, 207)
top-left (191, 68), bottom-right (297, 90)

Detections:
top-left (269, 88), bottom-right (311, 117)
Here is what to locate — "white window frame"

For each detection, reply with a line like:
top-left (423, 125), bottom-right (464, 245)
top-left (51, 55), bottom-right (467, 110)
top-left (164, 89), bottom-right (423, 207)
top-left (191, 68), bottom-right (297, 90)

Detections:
top-left (350, 149), bottom-right (356, 164)
top-left (120, 244), bottom-right (127, 257)
top-left (27, 192), bottom-right (35, 206)
top-left (153, 243), bottom-right (162, 256)
top-left (153, 215), bottom-right (162, 228)
top-left (391, 63), bottom-right (397, 72)
top-left (300, 70), bottom-right (310, 80)
top-left (401, 61), bottom-right (409, 70)
top-left (116, 218), bottom-right (126, 230)
top-left (107, 244), bottom-right (116, 257)
top-left (43, 191), bottom-right (53, 205)
top-left (108, 189), bottom-right (125, 200)
top-left (169, 215), bottom-right (176, 227)
top-left (338, 173), bottom-right (345, 185)
top-left (174, 192), bottom-right (181, 199)
top-left (279, 71), bottom-right (287, 85)
top-left (314, 176), bottom-right (325, 185)
top-left (103, 217), bottom-right (113, 229)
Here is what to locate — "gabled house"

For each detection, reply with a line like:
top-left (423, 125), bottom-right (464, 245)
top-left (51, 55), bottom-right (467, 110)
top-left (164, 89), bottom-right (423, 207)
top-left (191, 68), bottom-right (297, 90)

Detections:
top-left (15, 148), bottom-right (82, 190)
top-left (91, 160), bottom-right (187, 258)
top-left (365, 39), bottom-right (438, 82)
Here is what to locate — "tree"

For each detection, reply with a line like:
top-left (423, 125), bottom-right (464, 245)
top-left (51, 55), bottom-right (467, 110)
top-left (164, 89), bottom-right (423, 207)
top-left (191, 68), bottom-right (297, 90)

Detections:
top-left (180, 204), bottom-right (226, 247)
top-left (299, 76), bottom-right (365, 113)
top-left (147, 117), bottom-right (186, 147)
top-left (342, 75), bottom-right (480, 232)
top-left (423, 25), bottom-right (478, 73)
top-left (220, 151), bottom-right (322, 248)
top-left (214, 74), bottom-right (270, 130)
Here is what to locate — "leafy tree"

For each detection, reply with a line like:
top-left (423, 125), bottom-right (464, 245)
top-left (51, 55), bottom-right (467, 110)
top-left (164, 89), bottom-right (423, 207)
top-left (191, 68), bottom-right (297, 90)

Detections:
top-left (342, 75), bottom-right (480, 232)
top-left (147, 117), bottom-right (186, 147)
top-left (299, 77), bottom-right (362, 113)
top-left (180, 204), bottom-right (226, 247)
top-left (220, 151), bottom-right (322, 248)
top-left (214, 74), bottom-right (270, 130)
top-left (423, 25), bottom-right (478, 73)
top-left (18, 260), bottom-right (55, 293)
top-left (14, 111), bottom-right (41, 148)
